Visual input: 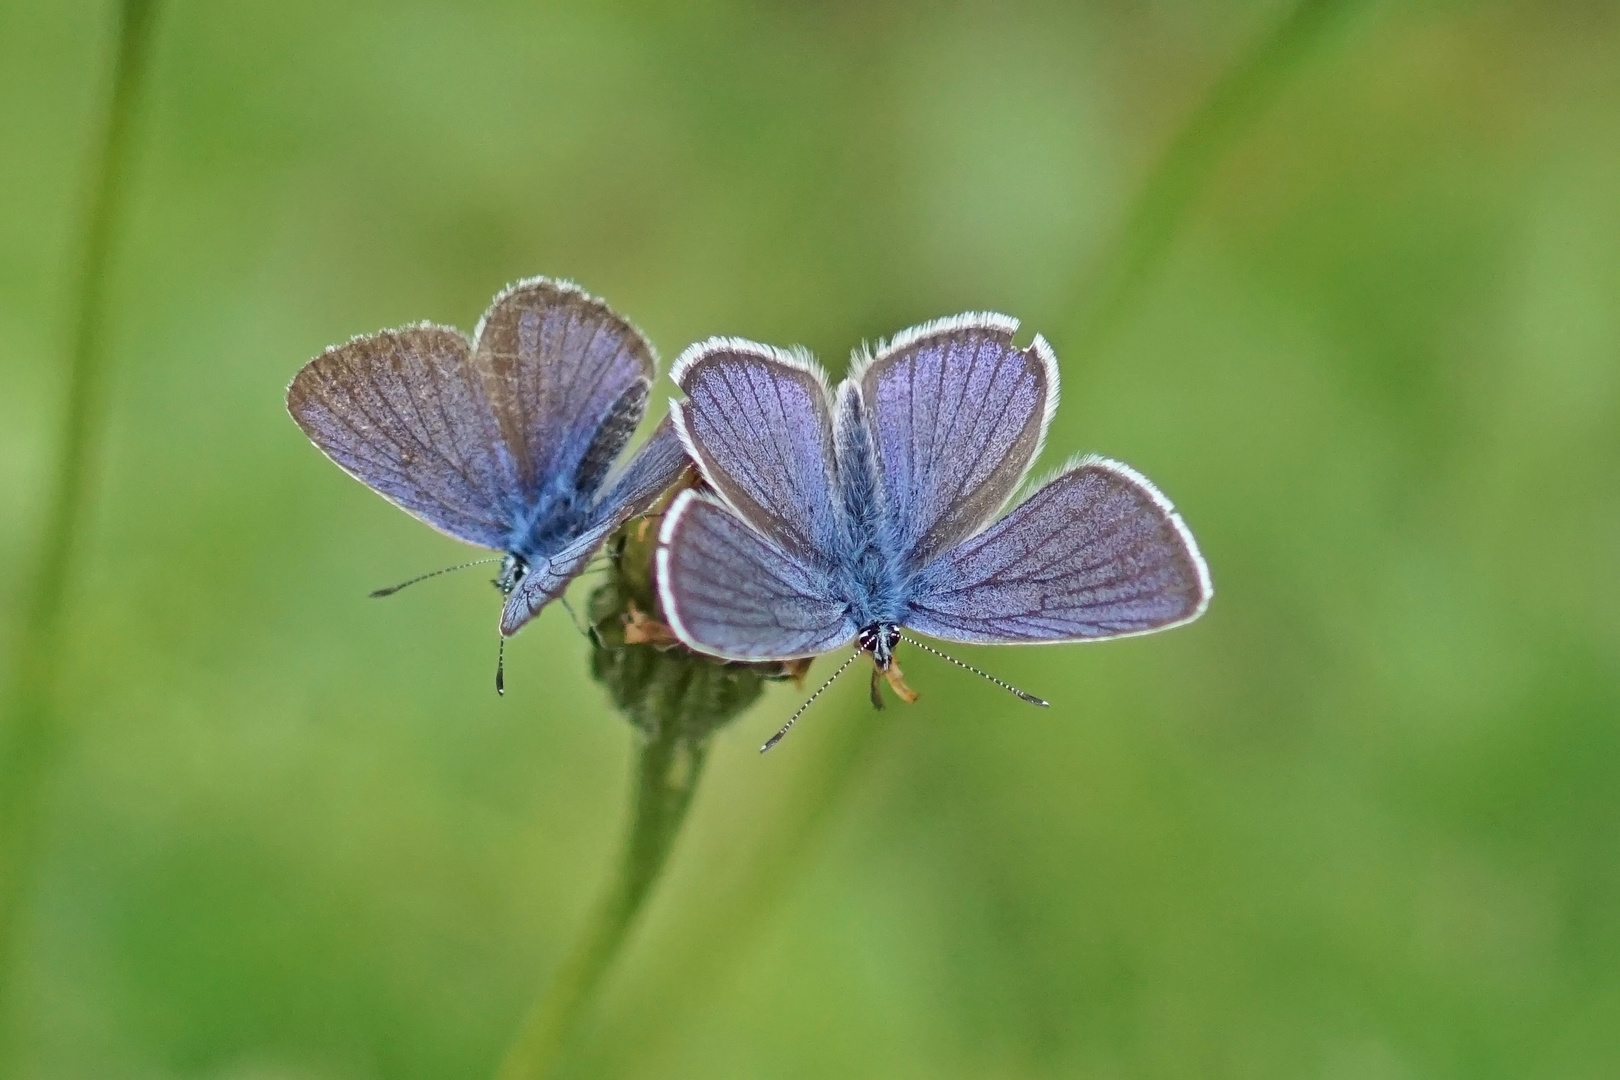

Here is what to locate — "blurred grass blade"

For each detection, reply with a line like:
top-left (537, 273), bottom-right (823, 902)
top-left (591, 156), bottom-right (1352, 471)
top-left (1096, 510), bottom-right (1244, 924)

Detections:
top-left (1060, 0), bottom-right (1358, 361)
top-left (0, 0), bottom-right (165, 1042)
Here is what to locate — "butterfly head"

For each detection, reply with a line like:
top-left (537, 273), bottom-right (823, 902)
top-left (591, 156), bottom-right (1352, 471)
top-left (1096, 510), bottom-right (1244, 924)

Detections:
top-left (856, 622), bottom-right (902, 669)
top-left (493, 553), bottom-right (528, 596)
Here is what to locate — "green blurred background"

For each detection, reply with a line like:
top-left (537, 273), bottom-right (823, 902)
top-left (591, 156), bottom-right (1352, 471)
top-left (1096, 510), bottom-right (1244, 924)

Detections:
top-left (3, 0), bottom-right (1619, 1076)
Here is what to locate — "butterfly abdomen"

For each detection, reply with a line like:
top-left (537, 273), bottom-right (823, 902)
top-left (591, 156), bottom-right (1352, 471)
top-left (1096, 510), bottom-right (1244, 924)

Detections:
top-left (836, 472), bottom-right (910, 628)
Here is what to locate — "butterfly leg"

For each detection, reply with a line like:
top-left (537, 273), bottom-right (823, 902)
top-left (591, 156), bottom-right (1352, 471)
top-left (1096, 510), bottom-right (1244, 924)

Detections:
top-left (557, 596), bottom-right (602, 646)
top-left (869, 667), bottom-right (886, 710)
top-left (882, 660), bottom-right (920, 704)
top-left (775, 657), bottom-right (814, 689)
top-left (622, 600), bottom-right (679, 647)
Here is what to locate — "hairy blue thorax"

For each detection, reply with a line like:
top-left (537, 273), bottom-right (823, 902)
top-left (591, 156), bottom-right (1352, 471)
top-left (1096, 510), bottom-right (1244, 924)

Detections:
top-left (833, 386), bottom-right (909, 629)
top-left (496, 479), bottom-right (590, 597)
top-left (507, 477), bottom-right (593, 560)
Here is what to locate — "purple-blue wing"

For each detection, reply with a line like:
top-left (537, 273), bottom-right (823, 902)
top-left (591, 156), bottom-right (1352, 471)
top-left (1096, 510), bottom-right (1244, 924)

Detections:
top-left (474, 278), bottom-right (655, 505)
top-left (656, 491), bottom-right (856, 661)
top-left (499, 521), bottom-right (614, 637)
top-left (670, 338), bottom-right (841, 567)
top-left (286, 325), bottom-right (516, 549)
top-left (905, 458), bottom-right (1212, 644)
top-left (590, 416), bottom-right (690, 530)
top-left (856, 314), bottom-right (1056, 571)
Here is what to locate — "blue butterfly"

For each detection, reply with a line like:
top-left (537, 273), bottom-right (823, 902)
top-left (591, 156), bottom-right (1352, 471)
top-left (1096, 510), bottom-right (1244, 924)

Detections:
top-left (287, 278), bottom-right (688, 689)
top-left (654, 313), bottom-right (1212, 748)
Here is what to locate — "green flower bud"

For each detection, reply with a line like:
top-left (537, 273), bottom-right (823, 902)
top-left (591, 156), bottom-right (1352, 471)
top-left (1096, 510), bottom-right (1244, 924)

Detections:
top-left (587, 514), bottom-right (810, 746)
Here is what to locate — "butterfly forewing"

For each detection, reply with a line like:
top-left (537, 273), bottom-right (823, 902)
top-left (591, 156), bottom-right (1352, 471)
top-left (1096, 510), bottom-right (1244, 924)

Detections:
top-left (856, 316), bottom-right (1055, 570)
top-left (670, 340), bottom-right (842, 566)
top-left (656, 491), bottom-right (856, 662)
top-left (905, 458), bottom-right (1211, 644)
top-left (287, 325), bottom-right (516, 549)
top-left (474, 279), bottom-right (655, 505)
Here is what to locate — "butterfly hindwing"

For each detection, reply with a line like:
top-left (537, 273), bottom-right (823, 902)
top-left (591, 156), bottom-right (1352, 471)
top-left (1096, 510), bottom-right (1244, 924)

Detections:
top-left (497, 521), bottom-right (611, 636)
top-left (592, 416), bottom-right (689, 528)
top-left (656, 490), bottom-right (856, 662)
top-left (905, 457), bottom-right (1211, 644)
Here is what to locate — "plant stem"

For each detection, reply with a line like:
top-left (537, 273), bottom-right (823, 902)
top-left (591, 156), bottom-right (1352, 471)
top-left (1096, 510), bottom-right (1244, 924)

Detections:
top-left (581, 714), bottom-right (894, 1080)
top-left (494, 731), bottom-right (708, 1080)
top-left (0, 0), bottom-right (164, 1037)
top-left (489, 512), bottom-right (793, 1080)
